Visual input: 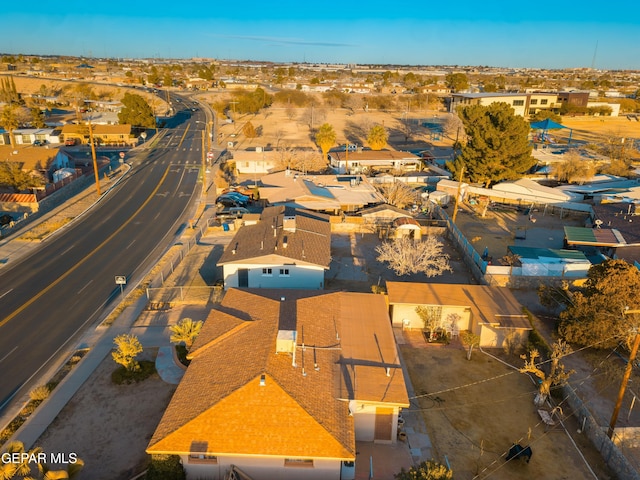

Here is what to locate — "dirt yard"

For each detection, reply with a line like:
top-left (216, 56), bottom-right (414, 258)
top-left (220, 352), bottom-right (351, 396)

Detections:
top-left (35, 350), bottom-right (176, 480)
top-left (400, 341), bottom-right (615, 479)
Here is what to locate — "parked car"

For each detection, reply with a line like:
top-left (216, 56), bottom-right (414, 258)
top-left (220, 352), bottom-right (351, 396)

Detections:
top-left (222, 191), bottom-right (250, 202)
top-left (32, 139), bottom-right (43, 146)
top-left (216, 196), bottom-right (244, 208)
top-left (216, 194), bottom-right (247, 207)
top-left (217, 207), bottom-right (250, 219)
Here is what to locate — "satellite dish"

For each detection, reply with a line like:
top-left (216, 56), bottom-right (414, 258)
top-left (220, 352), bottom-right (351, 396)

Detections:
top-left (594, 219), bottom-right (603, 228)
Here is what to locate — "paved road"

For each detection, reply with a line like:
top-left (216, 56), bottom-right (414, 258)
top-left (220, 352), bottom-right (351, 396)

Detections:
top-left (0, 96), bottom-right (209, 413)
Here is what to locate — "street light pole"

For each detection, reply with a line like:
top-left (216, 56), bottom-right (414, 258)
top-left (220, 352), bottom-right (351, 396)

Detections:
top-left (608, 309), bottom-right (640, 439)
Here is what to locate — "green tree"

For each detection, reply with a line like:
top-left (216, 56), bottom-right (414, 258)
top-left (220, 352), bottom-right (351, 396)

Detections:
top-left (242, 121), bottom-right (258, 139)
top-left (559, 260), bottom-right (640, 349)
top-left (445, 72), bottom-right (469, 92)
top-left (233, 87), bottom-right (272, 114)
top-left (447, 103), bottom-right (535, 186)
top-left (1, 105), bottom-right (20, 147)
top-left (118, 93), bottom-right (156, 128)
top-left (530, 109), bottom-right (562, 123)
top-left (169, 318), bottom-right (203, 350)
top-left (367, 124), bottom-right (388, 150)
top-left (30, 107), bottom-right (46, 128)
top-left (315, 123), bottom-right (336, 157)
top-left (112, 334), bottom-right (143, 372)
top-left (0, 161), bottom-right (44, 192)
top-left (394, 460), bottom-right (452, 480)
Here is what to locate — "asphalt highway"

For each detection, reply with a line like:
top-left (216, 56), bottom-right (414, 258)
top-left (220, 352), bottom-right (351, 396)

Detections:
top-left (0, 97), bottom-right (208, 413)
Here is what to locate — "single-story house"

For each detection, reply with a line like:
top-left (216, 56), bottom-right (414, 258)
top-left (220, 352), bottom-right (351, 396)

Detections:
top-left (61, 124), bottom-right (134, 146)
top-left (218, 206), bottom-right (331, 290)
top-left (358, 204), bottom-right (412, 225)
top-left (386, 281), bottom-right (532, 348)
top-left (147, 288), bottom-right (409, 480)
top-left (259, 171), bottom-right (384, 214)
top-left (232, 149), bottom-right (280, 175)
top-left (328, 150), bottom-right (421, 175)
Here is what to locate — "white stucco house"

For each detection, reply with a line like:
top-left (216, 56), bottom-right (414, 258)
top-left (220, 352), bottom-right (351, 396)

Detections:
top-left (217, 206), bottom-right (331, 290)
top-left (147, 289), bottom-right (409, 480)
top-left (386, 282), bottom-right (532, 348)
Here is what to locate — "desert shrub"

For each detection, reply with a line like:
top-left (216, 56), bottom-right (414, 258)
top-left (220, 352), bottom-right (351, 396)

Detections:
top-left (146, 454), bottom-right (186, 480)
top-left (112, 360), bottom-right (156, 385)
top-left (29, 385), bottom-right (50, 402)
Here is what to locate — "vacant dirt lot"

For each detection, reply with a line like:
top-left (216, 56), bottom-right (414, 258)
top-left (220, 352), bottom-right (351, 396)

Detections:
top-left (36, 350), bottom-right (176, 480)
top-left (401, 341), bottom-right (615, 480)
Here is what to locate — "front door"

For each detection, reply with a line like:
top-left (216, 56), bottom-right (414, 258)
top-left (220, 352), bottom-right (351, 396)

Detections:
top-left (238, 269), bottom-right (249, 288)
top-left (374, 407), bottom-right (393, 441)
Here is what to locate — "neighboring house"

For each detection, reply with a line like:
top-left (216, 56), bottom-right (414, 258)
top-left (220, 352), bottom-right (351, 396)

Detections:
top-left (60, 124), bottom-right (134, 146)
top-left (12, 128), bottom-right (59, 145)
top-left (564, 203), bottom-right (640, 263)
top-left (147, 288), bottom-right (409, 480)
top-left (218, 206), bottom-right (331, 290)
top-left (328, 150), bottom-right (421, 175)
top-left (358, 204), bottom-right (412, 225)
top-left (259, 170), bottom-right (384, 213)
top-left (386, 282), bottom-right (532, 348)
top-left (233, 148), bottom-right (280, 175)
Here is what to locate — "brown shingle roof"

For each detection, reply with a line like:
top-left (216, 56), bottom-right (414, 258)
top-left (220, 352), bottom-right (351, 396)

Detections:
top-left (386, 282), bottom-right (531, 330)
top-left (148, 288), bottom-right (408, 458)
top-left (218, 206), bottom-right (331, 268)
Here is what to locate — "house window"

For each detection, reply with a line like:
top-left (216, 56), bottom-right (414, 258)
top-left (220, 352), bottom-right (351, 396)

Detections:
top-left (262, 268), bottom-right (273, 276)
top-left (540, 99), bottom-right (548, 105)
top-left (530, 99), bottom-right (538, 105)
top-left (245, 162), bottom-right (250, 167)
top-left (279, 268), bottom-right (290, 277)
top-left (512, 100), bottom-right (524, 106)
top-left (284, 459), bottom-right (314, 468)
top-left (188, 454), bottom-right (218, 464)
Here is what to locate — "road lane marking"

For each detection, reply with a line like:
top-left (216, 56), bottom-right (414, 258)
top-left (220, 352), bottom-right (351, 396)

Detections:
top-left (177, 123), bottom-right (190, 149)
top-left (77, 280), bottom-right (93, 294)
top-left (0, 346), bottom-right (17, 364)
top-left (0, 164), bottom-right (174, 329)
top-left (126, 240), bottom-right (136, 250)
top-left (0, 288), bottom-right (13, 299)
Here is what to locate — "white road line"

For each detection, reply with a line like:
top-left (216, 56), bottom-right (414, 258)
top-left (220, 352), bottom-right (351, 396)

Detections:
top-left (0, 288), bottom-right (13, 299)
top-left (126, 240), bottom-right (136, 250)
top-left (77, 279), bottom-right (93, 294)
top-left (0, 346), bottom-right (18, 364)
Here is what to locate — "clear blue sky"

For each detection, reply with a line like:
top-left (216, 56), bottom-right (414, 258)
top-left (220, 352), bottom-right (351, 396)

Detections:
top-left (2, 1), bottom-right (639, 70)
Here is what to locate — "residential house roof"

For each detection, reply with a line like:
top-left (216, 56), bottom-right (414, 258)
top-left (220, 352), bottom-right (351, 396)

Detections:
top-left (218, 206), bottom-right (331, 268)
top-left (259, 171), bottom-right (384, 212)
top-left (147, 289), bottom-right (408, 458)
top-left (564, 226), bottom-right (622, 247)
top-left (508, 246), bottom-right (589, 262)
top-left (61, 124), bottom-right (131, 135)
top-left (386, 282), bottom-right (531, 330)
top-left (591, 202), bottom-right (640, 245)
top-left (359, 203), bottom-right (411, 219)
top-left (328, 150), bottom-right (420, 163)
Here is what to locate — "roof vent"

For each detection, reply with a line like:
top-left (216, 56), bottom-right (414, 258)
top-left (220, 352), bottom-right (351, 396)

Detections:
top-left (260, 374), bottom-right (266, 386)
top-left (276, 330), bottom-right (297, 354)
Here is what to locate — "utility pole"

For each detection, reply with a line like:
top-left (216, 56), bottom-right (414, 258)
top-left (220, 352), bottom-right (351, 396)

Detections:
top-left (88, 120), bottom-right (101, 195)
top-left (608, 309), bottom-right (640, 439)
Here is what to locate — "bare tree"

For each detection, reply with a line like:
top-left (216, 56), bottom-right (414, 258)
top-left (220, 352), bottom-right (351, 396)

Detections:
top-left (520, 340), bottom-right (575, 406)
top-left (377, 181), bottom-right (418, 208)
top-left (376, 236), bottom-right (452, 277)
top-left (442, 113), bottom-right (466, 146)
top-left (551, 150), bottom-right (596, 184)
